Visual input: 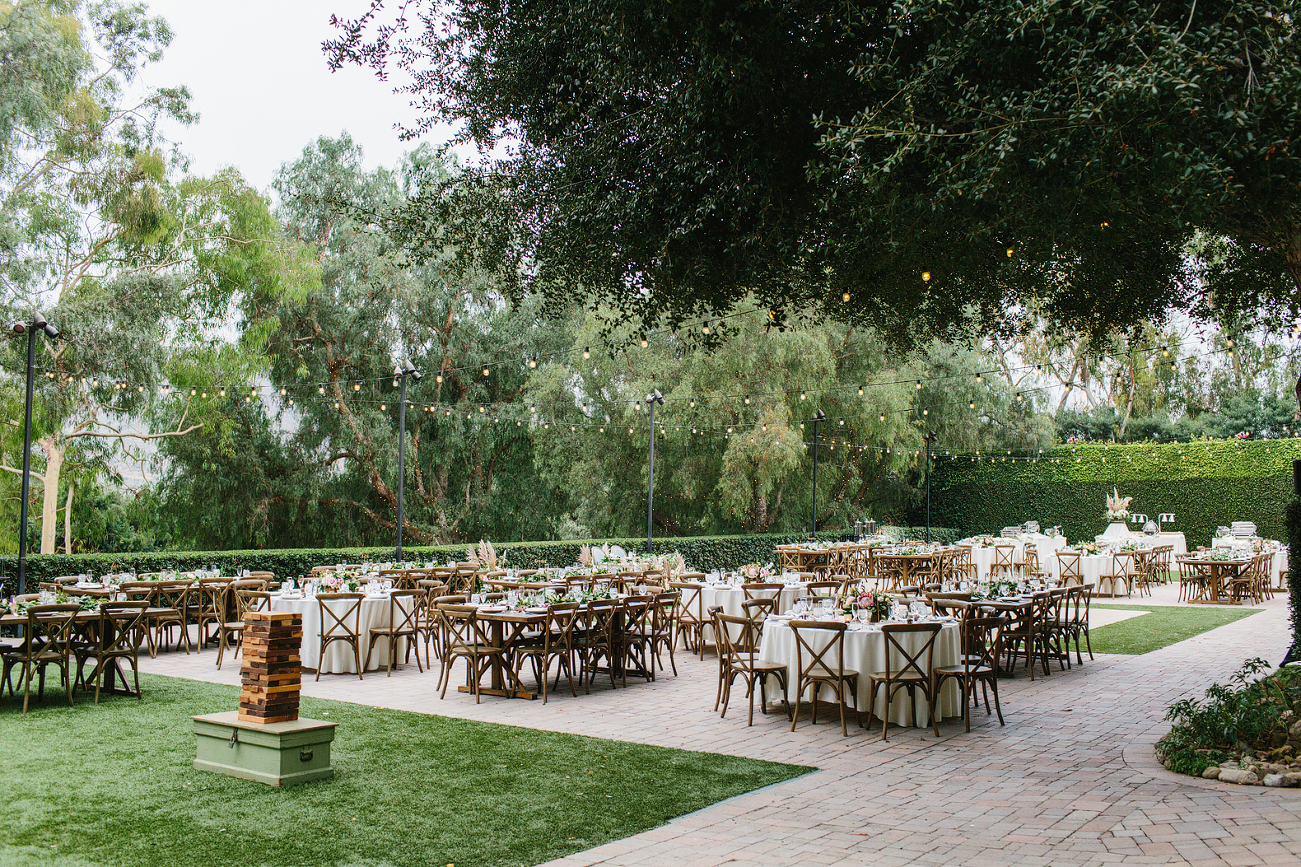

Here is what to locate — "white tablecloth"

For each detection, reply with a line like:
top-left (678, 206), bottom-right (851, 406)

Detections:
top-left (965, 535), bottom-right (1068, 580)
top-left (269, 592), bottom-right (411, 673)
top-left (1055, 552), bottom-right (1134, 596)
top-left (760, 618), bottom-right (961, 727)
top-left (699, 581), bottom-right (808, 643)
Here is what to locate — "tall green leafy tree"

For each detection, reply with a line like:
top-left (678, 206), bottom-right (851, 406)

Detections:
top-left (0, 0), bottom-right (300, 553)
top-left (233, 135), bottom-right (571, 548)
top-left (325, 0), bottom-right (1299, 339)
top-left (525, 308), bottom-right (1051, 537)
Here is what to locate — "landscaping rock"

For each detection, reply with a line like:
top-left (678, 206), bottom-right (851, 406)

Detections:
top-left (1202, 766), bottom-right (1221, 780)
top-left (1284, 772), bottom-right (1301, 786)
top-left (1219, 769), bottom-right (1260, 785)
top-left (1262, 774), bottom-right (1297, 788)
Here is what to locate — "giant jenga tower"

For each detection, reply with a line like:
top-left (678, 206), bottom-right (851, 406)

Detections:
top-left (239, 611), bottom-right (302, 724)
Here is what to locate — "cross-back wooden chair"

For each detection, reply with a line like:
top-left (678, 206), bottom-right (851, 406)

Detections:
top-left (648, 591), bottom-right (680, 678)
top-left (3, 604), bottom-right (80, 713)
top-left (669, 581), bottom-right (708, 657)
top-left (1099, 551), bottom-right (1136, 598)
top-left (577, 598), bottom-right (623, 692)
top-left (990, 545), bottom-right (1017, 579)
top-left (437, 604), bottom-right (514, 701)
top-left (1056, 550), bottom-right (1083, 588)
top-left (788, 621), bottom-right (862, 737)
top-left (510, 602), bottom-right (581, 703)
top-left (932, 614), bottom-right (1005, 732)
top-left (315, 592), bottom-right (365, 680)
top-left (75, 601), bottom-right (150, 704)
top-left (215, 581), bottom-right (271, 669)
top-left (867, 621), bottom-right (943, 739)
top-left (618, 594), bottom-right (656, 686)
top-left (364, 589), bottom-right (424, 676)
top-left (715, 612), bottom-right (789, 726)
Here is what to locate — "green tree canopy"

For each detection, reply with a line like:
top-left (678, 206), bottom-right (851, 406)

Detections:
top-left (326, 0), bottom-right (1301, 340)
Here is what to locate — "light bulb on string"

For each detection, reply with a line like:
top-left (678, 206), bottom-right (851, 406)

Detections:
top-left (701, 321), bottom-right (710, 334)
top-left (744, 395), bottom-right (750, 405)
top-left (435, 374), bottom-right (442, 384)
top-left (842, 292), bottom-right (850, 302)
top-left (482, 366), bottom-right (490, 377)
top-left (858, 385), bottom-right (864, 396)
top-left (583, 347), bottom-right (590, 359)
top-left (640, 336), bottom-right (648, 348)
top-left (800, 390), bottom-right (806, 401)
top-left (354, 382), bottom-right (361, 391)
top-left (528, 357), bottom-right (537, 369)
top-left (921, 271), bottom-right (931, 282)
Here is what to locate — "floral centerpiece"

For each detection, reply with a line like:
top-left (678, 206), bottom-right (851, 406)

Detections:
top-left (7, 589), bottom-right (99, 616)
top-left (1106, 488), bottom-right (1132, 522)
top-left (319, 573), bottom-right (360, 593)
top-left (739, 562), bottom-right (774, 583)
top-left (846, 588), bottom-right (891, 621)
top-left (1075, 541), bottom-right (1100, 555)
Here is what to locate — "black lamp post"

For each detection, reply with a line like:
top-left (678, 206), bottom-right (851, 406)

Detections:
top-left (811, 409), bottom-right (827, 535)
top-left (11, 313), bottom-right (59, 596)
top-left (645, 389), bottom-right (664, 554)
top-left (923, 430), bottom-right (936, 544)
top-left (392, 360), bottom-right (420, 562)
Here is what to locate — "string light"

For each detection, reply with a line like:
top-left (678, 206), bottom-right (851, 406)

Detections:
top-left (921, 271), bottom-right (931, 282)
top-left (583, 347), bottom-right (590, 359)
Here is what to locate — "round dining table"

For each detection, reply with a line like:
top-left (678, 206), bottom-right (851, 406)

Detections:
top-left (759, 616), bottom-right (962, 727)
top-left (269, 591), bottom-right (412, 673)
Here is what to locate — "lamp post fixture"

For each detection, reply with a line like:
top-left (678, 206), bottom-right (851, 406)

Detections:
top-left (923, 430), bottom-right (936, 544)
top-left (392, 361), bottom-right (421, 562)
top-left (645, 389), bottom-right (664, 555)
top-left (10, 314), bottom-right (59, 596)
top-left (811, 409), bottom-right (827, 535)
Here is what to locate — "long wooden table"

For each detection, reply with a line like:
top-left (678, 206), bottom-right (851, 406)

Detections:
top-left (1185, 558), bottom-right (1250, 605)
top-left (0, 607), bottom-right (169, 699)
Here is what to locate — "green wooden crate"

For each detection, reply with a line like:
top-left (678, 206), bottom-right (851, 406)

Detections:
top-left (193, 711), bottom-right (337, 786)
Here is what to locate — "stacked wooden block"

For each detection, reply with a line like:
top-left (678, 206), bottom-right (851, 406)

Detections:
top-left (239, 611), bottom-right (302, 724)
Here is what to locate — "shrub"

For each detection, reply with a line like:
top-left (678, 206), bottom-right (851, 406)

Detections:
top-left (0, 526), bottom-right (957, 596)
top-left (1157, 659), bottom-right (1301, 777)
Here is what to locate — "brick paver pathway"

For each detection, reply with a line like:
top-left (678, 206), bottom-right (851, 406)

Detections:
top-left (143, 585), bottom-right (1300, 866)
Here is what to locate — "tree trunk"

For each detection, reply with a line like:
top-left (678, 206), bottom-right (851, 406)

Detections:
top-left (64, 481), bottom-right (73, 554)
top-left (38, 436), bottom-right (63, 555)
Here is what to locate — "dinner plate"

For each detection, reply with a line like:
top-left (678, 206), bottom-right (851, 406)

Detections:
top-left (478, 605), bottom-right (507, 613)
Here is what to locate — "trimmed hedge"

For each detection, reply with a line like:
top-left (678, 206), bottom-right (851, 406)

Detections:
top-left (932, 439), bottom-right (1301, 548)
top-left (1288, 497), bottom-right (1301, 665)
top-left (0, 526), bottom-right (957, 596)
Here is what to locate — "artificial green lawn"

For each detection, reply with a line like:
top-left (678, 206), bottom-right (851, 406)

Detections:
top-left (1088, 604), bottom-right (1260, 655)
top-left (0, 673), bottom-right (812, 867)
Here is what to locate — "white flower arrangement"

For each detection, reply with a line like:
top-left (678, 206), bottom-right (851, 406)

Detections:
top-left (1105, 487), bottom-right (1132, 521)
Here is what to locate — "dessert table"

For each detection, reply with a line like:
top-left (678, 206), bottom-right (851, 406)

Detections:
top-left (269, 591), bottom-right (413, 673)
top-left (759, 616), bottom-right (962, 727)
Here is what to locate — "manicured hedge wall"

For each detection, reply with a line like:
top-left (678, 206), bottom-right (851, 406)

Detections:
top-left (1287, 498), bottom-right (1301, 665)
top-left (0, 526), bottom-right (957, 596)
top-left (932, 439), bottom-right (1301, 548)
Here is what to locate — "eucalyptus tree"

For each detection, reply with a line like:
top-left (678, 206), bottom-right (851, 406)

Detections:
top-left (239, 135), bottom-right (571, 547)
top-left (0, 1), bottom-right (298, 552)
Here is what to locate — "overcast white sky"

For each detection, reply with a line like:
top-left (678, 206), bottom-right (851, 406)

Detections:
top-left (142, 0), bottom-right (455, 193)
